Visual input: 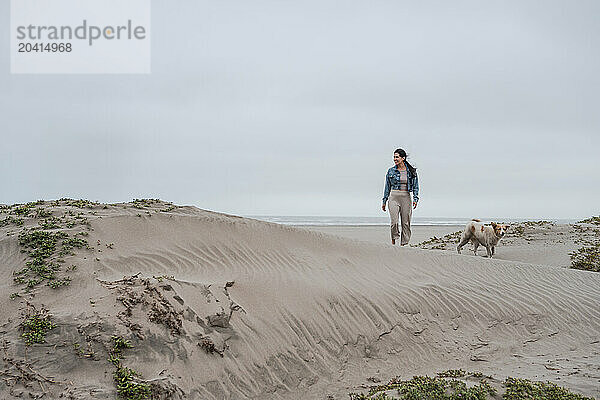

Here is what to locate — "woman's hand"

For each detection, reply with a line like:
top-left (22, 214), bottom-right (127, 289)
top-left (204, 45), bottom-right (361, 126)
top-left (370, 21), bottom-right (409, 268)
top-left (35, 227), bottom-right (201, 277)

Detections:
top-left (382, 204), bottom-right (386, 212)
top-left (413, 201), bottom-right (418, 209)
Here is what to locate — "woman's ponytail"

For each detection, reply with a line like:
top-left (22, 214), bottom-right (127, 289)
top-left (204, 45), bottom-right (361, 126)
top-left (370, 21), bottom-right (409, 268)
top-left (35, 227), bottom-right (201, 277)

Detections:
top-left (404, 160), bottom-right (417, 177)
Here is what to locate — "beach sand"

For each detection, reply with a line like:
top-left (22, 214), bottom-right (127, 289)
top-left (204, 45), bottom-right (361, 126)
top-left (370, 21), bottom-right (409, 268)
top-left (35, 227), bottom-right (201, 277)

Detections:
top-left (298, 225), bottom-right (463, 248)
top-left (302, 222), bottom-right (578, 268)
top-left (1, 200), bottom-right (598, 399)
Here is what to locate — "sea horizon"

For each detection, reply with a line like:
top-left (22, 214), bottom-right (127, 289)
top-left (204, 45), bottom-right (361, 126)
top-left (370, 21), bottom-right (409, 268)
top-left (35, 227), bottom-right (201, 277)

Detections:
top-left (246, 215), bottom-right (579, 226)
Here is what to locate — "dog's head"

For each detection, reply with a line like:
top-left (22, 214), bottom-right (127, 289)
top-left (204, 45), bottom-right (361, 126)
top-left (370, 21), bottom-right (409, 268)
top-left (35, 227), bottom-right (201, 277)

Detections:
top-left (490, 222), bottom-right (508, 238)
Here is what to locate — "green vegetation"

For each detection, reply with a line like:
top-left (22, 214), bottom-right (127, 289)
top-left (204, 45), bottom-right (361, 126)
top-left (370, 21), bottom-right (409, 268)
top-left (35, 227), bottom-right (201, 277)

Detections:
top-left (131, 198), bottom-right (161, 209)
top-left (570, 242), bottom-right (600, 272)
top-left (577, 216), bottom-right (600, 225)
top-left (199, 337), bottom-right (220, 355)
top-left (39, 217), bottom-right (61, 229)
top-left (348, 371), bottom-right (593, 399)
top-left (152, 274), bottom-right (175, 283)
top-left (14, 228), bottom-right (86, 291)
top-left (21, 310), bottom-right (56, 345)
top-left (47, 277), bottom-right (72, 288)
top-left (570, 216), bottom-right (600, 272)
top-left (0, 216), bottom-right (25, 227)
top-left (60, 236), bottom-right (91, 254)
top-left (13, 205), bottom-right (34, 216)
top-left (114, 366), bottom-right (151, 400)
top-left (413, 231), bottom-right (462, 250)
top-left (511, 225), bottom-right (525, 236)
top-left (19, 230), bottom-right (64, 258)
top-left (504, 377), bottom-right (593, 400)
top-left (109, 336), bottom-right (150, 400)
top-left (436, 369), bottom-right (466, 378)
top-left (35, 208), bottom-right (53, 219)
top-left (8, 200), bottom-right (44, 217)
top-left (14, 259), bottom-right (59, 282)
top-left (349, 372), bottom-right (496, 400)
top-left (61, 198), bottom-right (98, 209)
top-left (112, 335), bottom-right (133, 352)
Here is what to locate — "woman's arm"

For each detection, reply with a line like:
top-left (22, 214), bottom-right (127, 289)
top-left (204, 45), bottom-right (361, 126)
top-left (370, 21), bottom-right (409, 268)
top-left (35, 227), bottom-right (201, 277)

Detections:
top-left (382, 172), bottom-right (391, 205)
top-left (412, 174), bottom-right (419, 203)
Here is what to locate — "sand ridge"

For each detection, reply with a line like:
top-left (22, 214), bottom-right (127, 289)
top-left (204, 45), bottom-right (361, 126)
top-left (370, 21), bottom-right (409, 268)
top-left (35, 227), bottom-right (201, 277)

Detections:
top-left (0, 200), bottom-right (598, 399)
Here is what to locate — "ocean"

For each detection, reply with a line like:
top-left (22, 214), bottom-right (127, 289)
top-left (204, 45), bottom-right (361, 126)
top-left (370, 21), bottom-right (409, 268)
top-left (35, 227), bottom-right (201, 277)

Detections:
top-left (246, 216), bottom-right (578, 226)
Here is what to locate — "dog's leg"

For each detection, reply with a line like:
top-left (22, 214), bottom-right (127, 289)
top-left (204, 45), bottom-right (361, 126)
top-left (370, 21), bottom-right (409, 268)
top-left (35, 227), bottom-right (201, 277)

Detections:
top-left (457, 233), bottom-right (470, 254)
top-left (491, 246), bottom-right (495, 257)
top-left (471, 238), bottom-right (479, 255)
top-left (485, 246), bottom-right (492, 258)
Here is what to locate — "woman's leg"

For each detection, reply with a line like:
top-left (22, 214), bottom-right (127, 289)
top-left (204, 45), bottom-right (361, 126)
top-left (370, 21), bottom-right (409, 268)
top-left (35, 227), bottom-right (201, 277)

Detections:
top-left (388, 194), bottom-right (400, 243)
top-left (399, 193), bottom-right (412, 245)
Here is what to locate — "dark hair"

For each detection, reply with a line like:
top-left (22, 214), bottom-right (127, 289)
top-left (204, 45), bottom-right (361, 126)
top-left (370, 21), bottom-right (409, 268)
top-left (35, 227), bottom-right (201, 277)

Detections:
top-left (394, 148), bottom-right (417, 176)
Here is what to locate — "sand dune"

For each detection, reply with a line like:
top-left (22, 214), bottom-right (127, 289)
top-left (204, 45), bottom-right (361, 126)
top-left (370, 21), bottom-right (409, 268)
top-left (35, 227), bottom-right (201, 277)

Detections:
top-left (0, 201), bottom-right (598, 399)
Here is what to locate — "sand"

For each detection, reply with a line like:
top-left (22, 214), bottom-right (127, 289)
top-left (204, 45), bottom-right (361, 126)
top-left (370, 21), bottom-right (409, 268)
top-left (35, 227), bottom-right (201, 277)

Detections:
top-left (303, 222), bottom-right (583, 268)
top-left (298, 225), bottom-right (464, 249)
top-left (0, 200), bottom-right (598, 399)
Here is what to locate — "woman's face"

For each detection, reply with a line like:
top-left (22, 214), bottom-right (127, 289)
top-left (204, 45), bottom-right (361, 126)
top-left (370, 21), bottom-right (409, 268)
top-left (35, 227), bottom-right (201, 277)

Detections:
top-left (393, 153), bottom-right (405, 165)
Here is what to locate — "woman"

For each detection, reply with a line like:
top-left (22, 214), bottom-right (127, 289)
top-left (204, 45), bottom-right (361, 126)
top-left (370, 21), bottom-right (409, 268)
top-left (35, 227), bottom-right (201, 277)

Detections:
top-left (382, 148), bottom-right (419, 245)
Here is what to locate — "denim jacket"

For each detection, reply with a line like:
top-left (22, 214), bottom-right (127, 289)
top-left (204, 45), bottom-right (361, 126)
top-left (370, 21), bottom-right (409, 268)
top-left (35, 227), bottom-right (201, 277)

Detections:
top-left (382, 165), bottom-right (419, 204)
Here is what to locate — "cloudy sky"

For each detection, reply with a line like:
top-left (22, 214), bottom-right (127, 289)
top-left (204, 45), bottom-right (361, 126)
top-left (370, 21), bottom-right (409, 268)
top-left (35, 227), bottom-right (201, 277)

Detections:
top-left (1, 0), bottom-right (599, 219)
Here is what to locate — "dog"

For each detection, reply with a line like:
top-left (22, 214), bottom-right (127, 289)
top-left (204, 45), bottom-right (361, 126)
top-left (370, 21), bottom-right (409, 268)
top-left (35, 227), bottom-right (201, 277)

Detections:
top-left (457, 219), bottom-right (508, 258)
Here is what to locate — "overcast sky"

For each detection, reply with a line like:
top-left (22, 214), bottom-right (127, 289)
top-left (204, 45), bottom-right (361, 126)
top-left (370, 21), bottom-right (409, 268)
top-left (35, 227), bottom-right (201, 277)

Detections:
top-left (1, 0), bottom-right (599, 219)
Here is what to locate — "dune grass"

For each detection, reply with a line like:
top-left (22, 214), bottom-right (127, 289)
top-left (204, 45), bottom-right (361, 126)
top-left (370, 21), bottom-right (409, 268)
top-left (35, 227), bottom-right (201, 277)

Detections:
top-left (348, 370), bottom-right (594, 399)
top-left (20, 307), bottom-right (55, 345)
top-left (108, 336), bottom-right (151, 400)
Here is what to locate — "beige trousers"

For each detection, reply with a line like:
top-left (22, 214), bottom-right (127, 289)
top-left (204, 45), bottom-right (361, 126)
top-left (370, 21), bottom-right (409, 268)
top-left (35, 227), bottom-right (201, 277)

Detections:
top-left (388, 190), bottom-right (412, 245)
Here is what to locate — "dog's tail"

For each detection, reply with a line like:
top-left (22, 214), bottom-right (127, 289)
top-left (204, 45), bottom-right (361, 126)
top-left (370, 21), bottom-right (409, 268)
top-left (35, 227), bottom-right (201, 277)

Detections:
top-left (471, 218), bottom-right (481, 222)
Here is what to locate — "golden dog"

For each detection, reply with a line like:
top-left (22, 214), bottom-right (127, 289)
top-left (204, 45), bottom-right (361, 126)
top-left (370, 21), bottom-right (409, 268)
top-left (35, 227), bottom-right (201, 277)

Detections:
top-left (457, 219), bottom-right (508, 258)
